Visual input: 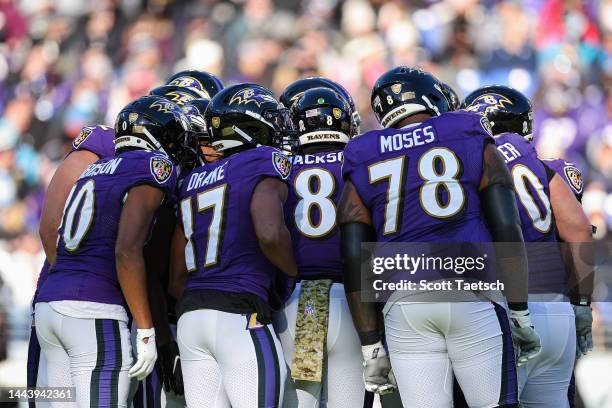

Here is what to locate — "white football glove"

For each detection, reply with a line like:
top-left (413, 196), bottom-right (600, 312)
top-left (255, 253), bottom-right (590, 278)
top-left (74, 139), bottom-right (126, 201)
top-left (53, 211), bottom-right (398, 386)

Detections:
top-left (573, 305), bottom-right (593, 359)
top-left (362, 341), bottom-right (397, 395)
top-left (129, 328), bottom-right (157, 380)
top-left (509, 309), bottom-right (542, 366)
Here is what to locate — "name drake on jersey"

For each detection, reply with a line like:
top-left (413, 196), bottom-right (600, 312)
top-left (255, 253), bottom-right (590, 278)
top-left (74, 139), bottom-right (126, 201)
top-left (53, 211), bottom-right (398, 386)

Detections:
top-left (497, 142), bottom-right (522, 163)
top-left (289, 151), bottom-right (343, 165)
top-left (186, 162), bottom-right (227, 191)
top-left (79, 158), bottom-right (123, 178)
top-left (380, 125), bottom-right (435, 153)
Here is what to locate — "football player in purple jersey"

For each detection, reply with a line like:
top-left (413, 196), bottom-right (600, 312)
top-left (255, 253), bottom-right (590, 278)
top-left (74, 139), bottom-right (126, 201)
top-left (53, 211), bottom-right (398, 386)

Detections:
top-left (27, 124), bottom-right (115, 406)
top-left (170, 83), bottom-right (297, 408)
top-left (463, 85), bottom-right (594, 408)
top-left (131, 75), bottom-right (225, 408)
top-left (338, 67), bottom-right (540, 407)
top-left (273, 87), bottom-right (367, 408)
top-left (34, 96), bottom-right (189, 407)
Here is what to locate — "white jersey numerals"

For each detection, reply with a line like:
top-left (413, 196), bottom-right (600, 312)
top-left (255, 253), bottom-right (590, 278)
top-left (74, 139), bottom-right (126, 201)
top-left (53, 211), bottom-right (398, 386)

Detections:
top-left (59, 179), bottom-right (96, 252)
top-left (181, 184), bottom-right (227, 271)
top-left (368, 147), bottom-right (465, 235)
top-left (368, 156), bottom-right (405, 235)
top-left (294, 168), bottom-right (336, 238)
top-left (418, 148), bottom-right (465, 219)
top-left (511, 164), bottom-right (552, 233)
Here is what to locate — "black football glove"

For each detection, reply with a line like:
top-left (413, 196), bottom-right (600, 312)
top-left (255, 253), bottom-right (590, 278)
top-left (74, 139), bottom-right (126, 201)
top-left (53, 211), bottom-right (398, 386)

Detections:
top-left (158, 341), bottom-right (184, 395)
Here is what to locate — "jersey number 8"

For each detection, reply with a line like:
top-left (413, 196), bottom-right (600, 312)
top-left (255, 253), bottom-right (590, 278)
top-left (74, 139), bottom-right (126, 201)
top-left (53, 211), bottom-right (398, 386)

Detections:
top-left (294, 168), bottom-right (337, 238)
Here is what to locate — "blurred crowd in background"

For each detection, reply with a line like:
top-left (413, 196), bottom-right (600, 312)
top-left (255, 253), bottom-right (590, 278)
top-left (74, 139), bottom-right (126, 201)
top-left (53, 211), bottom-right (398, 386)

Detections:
top-left (0, 0), bottom-right (610, 396)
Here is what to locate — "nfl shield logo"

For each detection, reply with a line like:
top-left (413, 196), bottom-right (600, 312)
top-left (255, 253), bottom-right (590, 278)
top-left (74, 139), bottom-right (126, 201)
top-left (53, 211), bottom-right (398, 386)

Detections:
top-left (272, 151), bottom-right (291, 180)
top-left (332, 108), bottom-right (341, 120)
top-left (212, 117), bottom-right (221, 128)
top-left (150, 156), bottom-right (173, 184)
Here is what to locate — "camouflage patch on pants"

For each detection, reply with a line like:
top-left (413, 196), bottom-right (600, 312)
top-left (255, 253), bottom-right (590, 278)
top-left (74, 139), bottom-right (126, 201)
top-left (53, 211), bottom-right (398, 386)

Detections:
top-left (291, 279), bottom-right (333, 382)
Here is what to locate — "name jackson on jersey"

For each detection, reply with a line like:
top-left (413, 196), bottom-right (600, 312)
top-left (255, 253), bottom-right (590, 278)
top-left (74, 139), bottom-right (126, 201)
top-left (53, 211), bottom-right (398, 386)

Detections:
top-left (288, 151), bottom-right (343, 165)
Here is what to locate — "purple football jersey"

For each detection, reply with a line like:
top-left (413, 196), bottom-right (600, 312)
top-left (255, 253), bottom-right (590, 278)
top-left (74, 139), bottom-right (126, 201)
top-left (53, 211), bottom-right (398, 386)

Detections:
top-left (285, 151), bottom-right (344, 281)
top-left (68, 124), bottom-right (115, 159)
top-left (495, 133), bottom-right (557, 243)
top-left (179, 146), bottom-right (292, 302)
top-left (342, 111), bottom-right (494, 243)
top-left (34, 125), bottom-right (116, 303)
top-left (542, 158), bottom-right (584, 202)
top-left (495, 133), bottom-right (567, 293)
top-left (37, 150), bottom-right (178, 306)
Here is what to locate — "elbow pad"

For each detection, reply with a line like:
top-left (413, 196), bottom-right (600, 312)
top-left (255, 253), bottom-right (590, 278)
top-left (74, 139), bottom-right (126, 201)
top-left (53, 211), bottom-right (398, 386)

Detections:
top-left (341, 222), bottom-right (376, 293)
top-left (481, 183), bottom-right (524, 244)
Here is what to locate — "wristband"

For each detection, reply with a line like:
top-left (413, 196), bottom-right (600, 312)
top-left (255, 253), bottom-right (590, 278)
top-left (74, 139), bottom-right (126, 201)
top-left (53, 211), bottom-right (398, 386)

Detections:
top-left (358, 330), bottom-right (381, 346)
top-left (571, 295), bottom-right (591, 307)
top-left (508, 302), bottom-right (528, 311)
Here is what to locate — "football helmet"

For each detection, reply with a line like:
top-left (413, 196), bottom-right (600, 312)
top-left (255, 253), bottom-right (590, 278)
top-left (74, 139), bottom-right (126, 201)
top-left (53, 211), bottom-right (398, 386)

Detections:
top-left (182, 99), bottom-right (210, 137)
top-left (462, 85), bottom-right (533, 140)
top-left (441, 83), bottom-right (460, 111)
top-left (280, 77), bottom-right (360, 136)
top-left (205, 83), bottom-right (294, 154)
top-left (114, 95), bottom-right (192, 164)
top-left (182, 98), bottom-right (217, 166)
top-left (290, 87), bottom-right (352, 150)
top-left (149, 85), bottom-right (201, 107)
top-left (371, 67), bottom-right (450, 128)
top-left (165, 70), bottom-right (224, 100)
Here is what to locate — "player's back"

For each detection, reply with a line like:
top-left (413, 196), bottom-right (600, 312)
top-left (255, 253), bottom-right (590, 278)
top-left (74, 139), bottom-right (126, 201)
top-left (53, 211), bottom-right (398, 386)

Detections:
top-left (495, 132), bottom-right (567, 294)
top-left (495, 133), bottom-right (557, 243)
top-left (38, 150), bottom-right (177, 306)
top-left (284, 150), bottom-right (344, 281)
top-left (179, 146), bottom-right (291, 303)
top-left (342, 110), bottom-right (493, 243)
top-left (35, 125), bottom-right (116, 299)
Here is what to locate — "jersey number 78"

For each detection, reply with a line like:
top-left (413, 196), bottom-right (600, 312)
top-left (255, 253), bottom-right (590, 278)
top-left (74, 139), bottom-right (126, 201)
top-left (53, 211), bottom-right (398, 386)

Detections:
top-left (368, 147), bottom-right (465, 235)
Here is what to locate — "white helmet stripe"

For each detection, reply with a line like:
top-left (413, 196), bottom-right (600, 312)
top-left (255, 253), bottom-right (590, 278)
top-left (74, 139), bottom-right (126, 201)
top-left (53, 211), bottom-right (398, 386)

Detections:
top-left (143, 127), bottom-right (168, 156)
top-left (421, 95), bottom-right (440, 116)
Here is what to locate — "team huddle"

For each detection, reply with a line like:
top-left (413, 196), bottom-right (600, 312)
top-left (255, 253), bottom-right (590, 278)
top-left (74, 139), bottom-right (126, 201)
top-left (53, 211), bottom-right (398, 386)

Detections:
top-left (26, 66), bottom-right (594, 408)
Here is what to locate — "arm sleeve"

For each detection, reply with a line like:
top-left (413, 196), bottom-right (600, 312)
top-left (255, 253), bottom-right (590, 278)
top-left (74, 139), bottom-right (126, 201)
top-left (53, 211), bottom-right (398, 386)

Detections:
top-left (69, 125), bottom-right (115, 159)
top-left (541, 160), bottom-right (557, 183)
top-left (253, 147), bottom-right (292, 184)
top-left (341, 142), bottom-right (357, 182)
top-left (128, 154), bottom-right (179, 204)
top-left (460, 111), bottom-right (496, 146)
